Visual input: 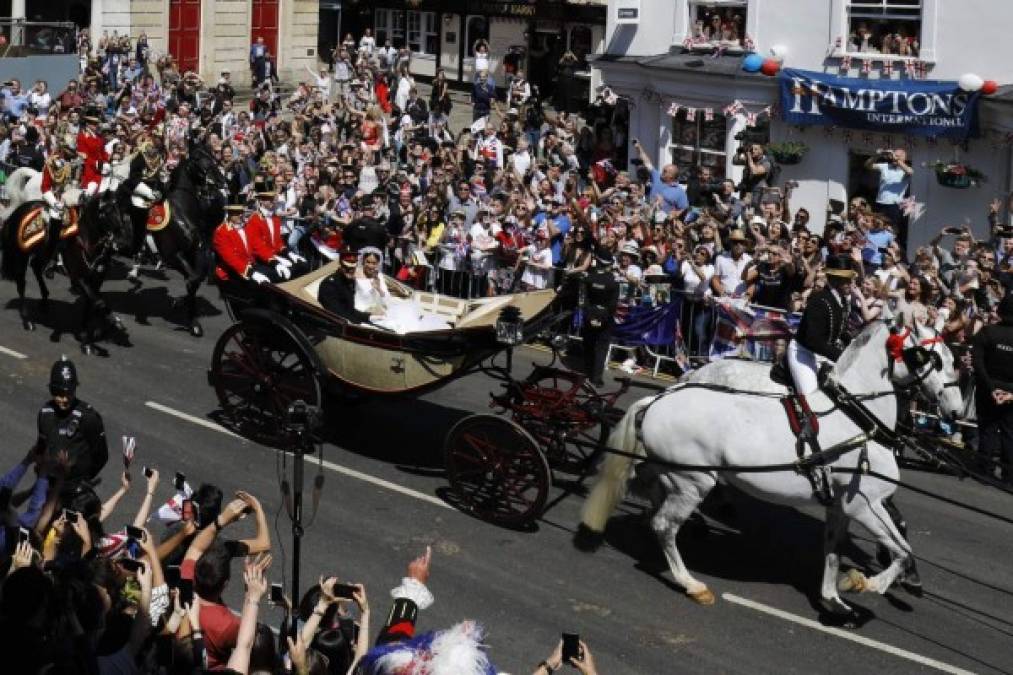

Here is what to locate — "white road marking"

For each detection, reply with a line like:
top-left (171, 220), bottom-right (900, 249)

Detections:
top-left (0, 345), bottom-right (28, 360)
top-left (145, 400), bottom-right (453, 510)
top-left (723, 593), bottom-right (976, 675)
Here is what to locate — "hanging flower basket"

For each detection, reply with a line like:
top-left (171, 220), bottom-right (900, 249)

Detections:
top-left (767, 141), bottom-right (809, 165)
top-left (930, 161), bottom-right (986, 189)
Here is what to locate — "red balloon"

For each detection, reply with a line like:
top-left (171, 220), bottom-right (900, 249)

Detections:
top-left (982, 80), bottom-right (999, 95)
top-left (761, 58), bottom-right (781, 76)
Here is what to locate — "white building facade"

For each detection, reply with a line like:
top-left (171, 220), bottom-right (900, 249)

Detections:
top-left (593, 0), bottom-right (1013, 250)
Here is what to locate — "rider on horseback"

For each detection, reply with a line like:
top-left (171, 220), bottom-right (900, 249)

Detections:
top-left (787, 254), bottom-right (858, 502)
top-left (120, 139), bottom-right (166, 279)
top-left (76, 113), bottom-right (108, 201)
top-left (40, 137), bottom-right (78, 279)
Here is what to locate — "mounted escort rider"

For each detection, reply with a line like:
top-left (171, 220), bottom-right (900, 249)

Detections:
top-left (120, 139), bottom-right (167, 279)
top-left (40, 135), bottom-right (80, 278)
top-left (76, 113), bottom-right (109, 202)
top-left (786, 254), bottom-right (858, 502)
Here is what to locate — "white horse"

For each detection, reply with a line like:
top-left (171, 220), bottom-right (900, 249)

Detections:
top-left (580, 321), bottom-right (964, 614)
top-left (1, 167), bottom-right (43, 220)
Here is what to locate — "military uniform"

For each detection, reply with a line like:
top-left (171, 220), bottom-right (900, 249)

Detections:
top-left (972, 295), bottom-right (1013, 479)
top-left (581, 253), bottom-right (620, 386)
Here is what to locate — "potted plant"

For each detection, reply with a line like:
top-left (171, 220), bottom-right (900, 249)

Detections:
top-left (766, 140), bottom-right (809, 165)
top-left (930, 161), bottom-right (986, 189)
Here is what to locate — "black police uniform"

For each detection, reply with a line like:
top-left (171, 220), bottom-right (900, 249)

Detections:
top-left (36, 399), bottom-right (109, 483)
top-left (581, 263), bottom-right (620, 386)
top-left (972, 304), bottom-right (1013, 477)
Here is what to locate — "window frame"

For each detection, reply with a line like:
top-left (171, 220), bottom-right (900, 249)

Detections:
top-left (667, 108), bottom-right (729, 180)
top-left (844, 0), bottom-right (922, 59)
top-left (465, 15), bottom-right (489, 57)
top-left (674, 0), bottom-right (755, 53)
top-left (375, 8), bottom-right (406, 49)
top-left (407, 11), bottom-right (437, 55)
top-left (830, 0), bottom-right (938, 62)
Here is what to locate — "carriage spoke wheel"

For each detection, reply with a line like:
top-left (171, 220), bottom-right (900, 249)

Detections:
top-left (444, 414), bottom-right (551, 529)
top-left (211, 320), bottom-right (321, 445)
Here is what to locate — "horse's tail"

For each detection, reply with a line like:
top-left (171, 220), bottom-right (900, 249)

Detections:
top-left (1, 202), bottom-right (29, 281)
top-left (580, 396), bottom-right (651, 534)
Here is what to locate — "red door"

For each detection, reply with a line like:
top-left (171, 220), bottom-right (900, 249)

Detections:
top-left (169, 0), bottom-right (201, 74)
top-left (251, 0), bottom-right (280, 58)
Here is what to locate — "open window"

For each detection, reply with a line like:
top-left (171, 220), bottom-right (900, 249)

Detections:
top-left (846, 0), bottom-right (921, 57)
top-left (687, 0), bottom-right (748, 52)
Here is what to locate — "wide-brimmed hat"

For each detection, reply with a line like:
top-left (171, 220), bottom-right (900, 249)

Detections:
top-left (727, 229), bottom-right (749, 243)
top-left (825, 254), bottom-right (858, 279)
top-left (620, 241), bottom-right (640, 257)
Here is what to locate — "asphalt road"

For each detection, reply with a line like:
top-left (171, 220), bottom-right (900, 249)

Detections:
top-left (1, 263), bottom-right (1012, 675)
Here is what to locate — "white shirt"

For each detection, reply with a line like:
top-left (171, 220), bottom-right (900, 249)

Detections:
top-left (511, 149), bottom-right (531, 177)
top-left (469, 222), bottom-right (498, 272)
top-left (475, 51), bottom-right (490, 73)
top-left (359, 35), bottom-right (376, 55)
top-left (714, 252), bottom-right (752, 297)
top-left (680, 260), bottom-right (715, 297)
top-left (521, 247), bottom-right (553, 289)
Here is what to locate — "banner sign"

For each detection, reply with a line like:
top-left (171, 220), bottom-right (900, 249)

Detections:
top-left (779, 68), bottom-right (980, 139)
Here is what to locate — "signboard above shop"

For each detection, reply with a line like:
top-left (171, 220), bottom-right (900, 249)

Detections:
top-left (615, 0), bottom-right (640, 25)
top-left (779, 68), bottom-right (981, 140)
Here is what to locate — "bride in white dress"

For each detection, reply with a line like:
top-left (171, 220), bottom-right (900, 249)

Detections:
top-left (354, 247), bottom-right (449, 334)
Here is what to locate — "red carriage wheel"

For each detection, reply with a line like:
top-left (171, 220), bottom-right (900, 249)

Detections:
top-left (444, 414), bottom-right (551, 529)
top-left (210, 319), bottom-right (322, 445)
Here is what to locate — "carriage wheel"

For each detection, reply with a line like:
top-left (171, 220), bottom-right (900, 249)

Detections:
top-left (211, 320), bottom-right (322, 445)
top-left (444, 414), bottom-right (551, 529)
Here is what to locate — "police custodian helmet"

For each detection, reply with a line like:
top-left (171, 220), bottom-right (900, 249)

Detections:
top-left (49, 356), bottom-right (79, 396)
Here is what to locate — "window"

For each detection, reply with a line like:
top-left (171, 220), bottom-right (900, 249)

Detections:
top-left (688, 1), bottom-right (748, 51)
top-left (407, 11), bottom-right (438, 55)
top-left (669, 109), bottom-right (727, 179)
top-left (465, 15), bottom-right (488, 56)
top-left (375, 9), bottom-right (405, 48)
top-left (846, 0), bottom-right (921, 56)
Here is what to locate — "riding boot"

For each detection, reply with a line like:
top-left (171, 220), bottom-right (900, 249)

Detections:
top-left (796, 398), bottom-right (833, 506)
top-left (42, 219), bottom-right (63, 279)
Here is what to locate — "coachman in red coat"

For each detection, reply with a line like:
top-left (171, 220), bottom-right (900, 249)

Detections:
top-left (76, 115), bottom-right (108, 195)
top-left (212, 202), bottom-right (283, 285)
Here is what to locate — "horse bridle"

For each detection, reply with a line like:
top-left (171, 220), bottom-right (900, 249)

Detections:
top-left (886, 326), bottom-right (960, 394)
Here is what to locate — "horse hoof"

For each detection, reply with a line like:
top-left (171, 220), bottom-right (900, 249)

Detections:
top-left (838, 568), bottom-right (867, 594)
top-left (820, 596), bottom-right (853, 616)
top-left (900, 569), bottom-right (923, 597)
top-left (573, 524), bottom-right (605, 552)
top-left (23, 319), bottom-right (35, 331)
top-left (80, 343), bottom-right (94, 356)
top-left (687, 588), bottom-right (715, 606)
top-left (189, 323), bottom-right (204, 338)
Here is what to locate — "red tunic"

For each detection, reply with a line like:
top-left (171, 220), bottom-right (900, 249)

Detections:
top-left (76, 130), bottom-right (108, 188)
top-left (41, 163), bottom-right (65, 194)
top-left (212, 221), bottom-right (274, 281)
top-left (246, 211), bottom-right (285, 257)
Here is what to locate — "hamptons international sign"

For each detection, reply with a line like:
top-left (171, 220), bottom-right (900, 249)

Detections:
top-left (779, 68), bottom-right (980, 139)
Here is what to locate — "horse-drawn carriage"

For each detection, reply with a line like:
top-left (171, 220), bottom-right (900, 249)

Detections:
top-left (208, 261), bottom-right (628, 527)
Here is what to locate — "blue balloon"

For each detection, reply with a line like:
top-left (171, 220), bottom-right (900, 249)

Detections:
top-left (742, 53), bottom-right (764, 73)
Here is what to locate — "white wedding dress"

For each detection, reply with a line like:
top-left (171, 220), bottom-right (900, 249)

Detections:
top-left (354, 275), bottom-right (449, 334)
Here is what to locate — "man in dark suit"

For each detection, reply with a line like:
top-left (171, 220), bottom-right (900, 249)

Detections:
top-left (973, 293), bottom-right (1013, 482)
top-left (786, 255), bottom-right (856, 502)
top-left (318, 249), bottom-right (370, 324)
top-left (581, 249), bottom-right (620, 387)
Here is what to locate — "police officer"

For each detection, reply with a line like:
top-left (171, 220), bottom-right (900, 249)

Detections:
top-left (972, 293), bottom-right (1013, 482)
top-left (581, 249), bottom-right (620, 387)
top-left (35, 357), bottom-right (108, 484)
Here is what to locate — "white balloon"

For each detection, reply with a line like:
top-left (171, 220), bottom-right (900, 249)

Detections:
top-left (958, 73), bottom-right (984, 92)
top-left (770, 44), bottom-right (788, 63)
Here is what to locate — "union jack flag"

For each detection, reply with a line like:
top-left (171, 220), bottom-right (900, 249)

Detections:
top-left (708, 300), bottom-right (799, 362)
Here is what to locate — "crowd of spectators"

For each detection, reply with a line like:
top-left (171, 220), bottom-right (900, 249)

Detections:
top-left (0, 443), bottom-right (601, 674)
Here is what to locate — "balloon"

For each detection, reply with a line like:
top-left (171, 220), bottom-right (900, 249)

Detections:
top-left (761, 59), bottom-right (781, 76)
top-left (742, 53), bottom-right (764, 73)
top-left (769, 44), bottom-right (788, 63)
top-left (982, 79), bottom-right (999, 95)
top-left (958, 73), bottom-right (984, 92)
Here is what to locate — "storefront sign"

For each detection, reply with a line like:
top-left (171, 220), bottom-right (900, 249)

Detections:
top-left (468, 1), bottom-right (538, 17)
top-left (779, 68), bottom-right (980, 139)
top-left (616, 0), bottom-right (640, 24)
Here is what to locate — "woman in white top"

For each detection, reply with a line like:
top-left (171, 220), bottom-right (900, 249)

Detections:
top-left (356, 247), bottom-right (449, 333)
top-left (473, 40), bottom-right (490, 74)
top-left (358, 29), bottom-right (376, 57)
top-left (679, 245), bottom-right (716, 356)
top-left (28, 80), bottom-right (52, 119)
top-left (519, 232), bottom-right (554, 290)
top-left (395, 65), bottom-right (413, 113)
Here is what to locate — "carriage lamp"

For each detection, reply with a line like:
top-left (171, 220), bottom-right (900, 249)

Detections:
top-left (495, 306), bottom-right (525, 346)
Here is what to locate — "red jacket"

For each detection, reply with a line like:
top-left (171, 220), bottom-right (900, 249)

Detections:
top-left (212, 221), bottom-right (274, 281)
top-left (246, 211), bottom-right (285, 257)
top-left (76, 130), bottom-right (107, 187)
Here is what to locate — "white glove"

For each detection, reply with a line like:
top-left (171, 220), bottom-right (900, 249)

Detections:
top-left (287, 251), bottom-right (306, 264)
top-left (273, 256), bottom-right (292, 268)
top-left (274, 262), bottom-right (291, 280)
top-left (100, 162), bottom-right (111, 177)
top-left (250, 271), bottom-right (270, 284)
top-left (42, 191), bottom-right (59, 208)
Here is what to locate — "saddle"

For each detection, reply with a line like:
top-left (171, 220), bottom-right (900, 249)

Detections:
top-left (146, 201), bottom-right (172, 232)
top-left (16, 206), bottom-right (79, 252)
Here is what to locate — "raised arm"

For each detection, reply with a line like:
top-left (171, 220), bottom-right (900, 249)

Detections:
top-left (100, 471), bottom-right (131, 522)
top-left (227, 553), bottom-right (270, 674)
top-left (132, 468), bottom-right (160, 527)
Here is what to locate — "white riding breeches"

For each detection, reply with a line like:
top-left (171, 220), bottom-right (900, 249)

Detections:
top-left (787, 339), bottom-right (819, 396)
